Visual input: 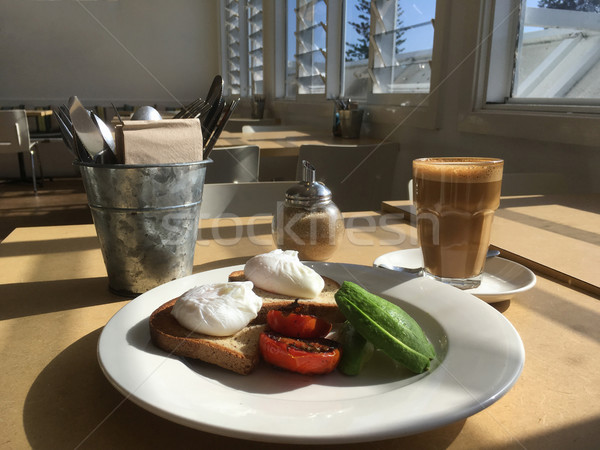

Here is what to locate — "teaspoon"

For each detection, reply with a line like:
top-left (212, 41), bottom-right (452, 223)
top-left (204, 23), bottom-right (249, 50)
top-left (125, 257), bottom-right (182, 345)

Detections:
top-left (374, 249), bottom-right (501, 276)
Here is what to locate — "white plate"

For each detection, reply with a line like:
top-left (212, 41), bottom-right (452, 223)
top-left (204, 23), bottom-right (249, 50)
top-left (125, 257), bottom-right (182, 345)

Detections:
top-left (97, 263), bottom-right (525, 444)
top-left (374, 249), bottom-right (536, 303)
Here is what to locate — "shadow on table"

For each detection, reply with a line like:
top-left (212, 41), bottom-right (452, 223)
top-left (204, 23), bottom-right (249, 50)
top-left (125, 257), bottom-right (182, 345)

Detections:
top-left (0, 236), bottom-right (99, 257)
top-left (23, 328), bottom-right (468, 449)
top-left (0, 277), bottom-right (122, 321)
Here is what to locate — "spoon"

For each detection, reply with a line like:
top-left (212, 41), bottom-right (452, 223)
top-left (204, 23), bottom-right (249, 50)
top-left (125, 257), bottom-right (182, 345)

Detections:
top-left (374, 249), bottom-right (501, 276)
top-left (131, 105), bottom-right (162, 121)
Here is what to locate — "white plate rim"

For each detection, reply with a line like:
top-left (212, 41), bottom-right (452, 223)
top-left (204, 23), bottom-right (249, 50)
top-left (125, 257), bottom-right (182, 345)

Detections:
top-left (97, 262), bottom-right (525, 444)
top-left (373, 249), bottom-right (537, 302)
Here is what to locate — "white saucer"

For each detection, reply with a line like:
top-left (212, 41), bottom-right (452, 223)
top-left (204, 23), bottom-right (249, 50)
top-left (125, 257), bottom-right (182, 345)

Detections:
top-left (374, 249), bottom-right (536, 303)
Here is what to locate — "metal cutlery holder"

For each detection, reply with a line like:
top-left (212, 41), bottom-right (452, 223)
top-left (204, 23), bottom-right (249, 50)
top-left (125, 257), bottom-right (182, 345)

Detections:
top-left (76, 160), bottom-right (211, 297)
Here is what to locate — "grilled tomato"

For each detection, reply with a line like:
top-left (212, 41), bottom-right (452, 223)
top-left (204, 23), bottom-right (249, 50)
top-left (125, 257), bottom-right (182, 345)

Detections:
top-left (259, 331), bottom-right (341, 375)
top-left (266, 309), bottom-right (332, 339)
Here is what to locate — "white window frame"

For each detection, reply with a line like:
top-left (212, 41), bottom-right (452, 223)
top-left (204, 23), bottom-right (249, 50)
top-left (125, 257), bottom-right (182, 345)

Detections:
top-left (459, 0), bottom-right (600, 147)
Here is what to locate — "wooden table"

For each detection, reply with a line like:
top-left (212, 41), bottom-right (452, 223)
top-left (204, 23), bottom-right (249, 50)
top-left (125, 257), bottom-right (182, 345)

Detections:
top-left (217, 129), bottom-right (381, 181)
top-left (1, 211), bottom-right (599, 448)
top-left (25, 109), bottom-right (53, 118)
top-left (217, 129), bottom-right (380, 157)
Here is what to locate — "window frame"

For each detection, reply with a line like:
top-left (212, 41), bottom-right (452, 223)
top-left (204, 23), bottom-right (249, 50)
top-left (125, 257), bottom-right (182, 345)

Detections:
top-left (459, 0), bottom-right (600, 147)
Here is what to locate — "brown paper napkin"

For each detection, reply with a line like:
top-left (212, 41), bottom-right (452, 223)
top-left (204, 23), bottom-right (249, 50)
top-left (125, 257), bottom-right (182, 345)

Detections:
top-left (115, 119), bottom-right (203, 164)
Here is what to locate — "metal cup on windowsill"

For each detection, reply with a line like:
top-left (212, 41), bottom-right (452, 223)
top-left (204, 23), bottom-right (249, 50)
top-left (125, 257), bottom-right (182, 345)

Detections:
top-left (251, 96), bottom-right (265, 119)
top-left (339, 109), bottom-right (364, 139)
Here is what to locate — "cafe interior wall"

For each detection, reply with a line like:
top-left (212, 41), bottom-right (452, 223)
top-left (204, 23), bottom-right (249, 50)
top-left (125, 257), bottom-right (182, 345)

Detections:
top-left (0, 0), bottom-right (220, 179)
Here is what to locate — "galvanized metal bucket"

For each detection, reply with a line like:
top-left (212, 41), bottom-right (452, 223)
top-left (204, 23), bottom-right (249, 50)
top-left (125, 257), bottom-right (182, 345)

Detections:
top-left (76, 160), bottom-right (211, 297)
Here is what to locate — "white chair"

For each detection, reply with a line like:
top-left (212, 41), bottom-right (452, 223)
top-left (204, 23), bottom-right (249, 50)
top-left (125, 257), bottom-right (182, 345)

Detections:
top-left (199, 181), bottom-right (297, 218)
top-left (224, 118), bottom-right (280, 132)
top-left (204, 145), bottom-right (260, 184)
top-left (0, 110), bottom-right (43, 193)
top-left (241, 125), bottom-right (310, 133)
top-left (296, 143), bottom-right (401, 212)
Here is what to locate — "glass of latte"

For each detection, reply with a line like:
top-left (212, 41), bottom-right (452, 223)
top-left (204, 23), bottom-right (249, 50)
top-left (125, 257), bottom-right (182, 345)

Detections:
top-left (413, 157), bottom-right (504, 289)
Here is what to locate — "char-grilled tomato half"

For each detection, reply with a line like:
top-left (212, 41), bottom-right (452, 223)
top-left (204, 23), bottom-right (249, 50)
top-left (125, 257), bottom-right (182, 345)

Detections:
top-left (266, 309), bottom-right (332, 339)
top-left (259, 331), bottom-right (341, 375)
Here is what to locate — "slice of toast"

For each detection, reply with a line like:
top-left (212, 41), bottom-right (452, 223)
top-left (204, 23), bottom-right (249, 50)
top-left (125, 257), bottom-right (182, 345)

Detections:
top-left (149, 298), bottom-right (265, 375)
top-left (228, 270), bottom-right (344, 324)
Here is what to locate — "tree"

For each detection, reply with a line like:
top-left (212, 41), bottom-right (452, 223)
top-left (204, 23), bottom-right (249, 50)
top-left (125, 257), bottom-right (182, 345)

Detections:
top-left (345, 0), bottom-right (370, 61)
top-left (537, 0), bottom-right (600, 12)
top-left (345, 0), bottom-right (406, 62)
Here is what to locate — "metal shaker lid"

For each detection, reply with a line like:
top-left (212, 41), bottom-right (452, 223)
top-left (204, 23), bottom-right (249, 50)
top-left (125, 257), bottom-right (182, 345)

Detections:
top-left (285, 160), bottom-right (332, 206)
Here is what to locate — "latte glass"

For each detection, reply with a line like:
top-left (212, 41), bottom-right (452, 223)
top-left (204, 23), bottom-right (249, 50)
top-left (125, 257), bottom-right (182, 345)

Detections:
top-left (413, 157), bottom-right (504, 289)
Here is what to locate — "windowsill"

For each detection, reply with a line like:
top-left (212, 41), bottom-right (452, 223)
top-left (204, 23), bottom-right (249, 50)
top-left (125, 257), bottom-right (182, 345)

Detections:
top-left (458, 107), bottom-right (600, 147)
top-left (272, 96), bottom-right (439, 130)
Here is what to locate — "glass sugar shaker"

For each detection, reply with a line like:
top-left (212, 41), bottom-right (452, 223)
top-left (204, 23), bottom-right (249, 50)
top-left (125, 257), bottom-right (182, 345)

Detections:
top-left (272, 160), bottom-right (344, 261)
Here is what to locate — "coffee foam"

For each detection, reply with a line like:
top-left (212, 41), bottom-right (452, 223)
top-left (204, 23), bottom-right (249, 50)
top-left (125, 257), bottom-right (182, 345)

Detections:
top-left (413, 158), bottom-right (503, 183)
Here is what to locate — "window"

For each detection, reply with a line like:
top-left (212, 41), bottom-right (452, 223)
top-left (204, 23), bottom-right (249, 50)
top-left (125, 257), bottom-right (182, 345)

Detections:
top-left (286, 0), bottom-right (329, 95)
top-left (248, 0), bottom-right (264, 95)
top-left (487, 0), bottom-right (600, 106)
top-left (222, 1), bottom-right (242, 96)
top-left (281, 0), bottom-right (437, 101)
top-left (344, 0), bottom-right (436, 97)
top-left (220, 0), bottom-right (264, 97)
top-left (460, 0), bottom-right (600, 147)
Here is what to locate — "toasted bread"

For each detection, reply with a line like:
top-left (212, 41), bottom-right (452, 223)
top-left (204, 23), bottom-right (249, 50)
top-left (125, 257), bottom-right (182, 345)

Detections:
top-left (228, 270), bottom-right (344, 324)
top-left (149, 298), bottom-right (265, 375)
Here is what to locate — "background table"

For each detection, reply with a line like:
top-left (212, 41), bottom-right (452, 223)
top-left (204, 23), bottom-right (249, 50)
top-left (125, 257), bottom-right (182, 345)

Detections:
top-left (1, 212), bottom-right (599, 448)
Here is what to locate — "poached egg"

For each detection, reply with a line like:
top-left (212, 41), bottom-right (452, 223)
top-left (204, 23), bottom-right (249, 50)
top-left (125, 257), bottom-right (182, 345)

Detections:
top-left (171, 282), bottom-right (262, 336)
top-left (244, 249), bottom-right (325, 298)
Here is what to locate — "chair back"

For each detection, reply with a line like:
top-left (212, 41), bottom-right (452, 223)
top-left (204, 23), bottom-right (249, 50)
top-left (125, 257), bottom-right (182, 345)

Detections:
top-left (225, 118), bottom-right (280, 132)
top-left (296, 143), bottom-right (401, 211)
top-left (200, 181), bottom-right (296, 218)
top-left (0, 110), bottom-right (31, 155)
top-left (205, 145), bottom-right (260, 183)
top-left (241, 125), bottom-right (307, 133)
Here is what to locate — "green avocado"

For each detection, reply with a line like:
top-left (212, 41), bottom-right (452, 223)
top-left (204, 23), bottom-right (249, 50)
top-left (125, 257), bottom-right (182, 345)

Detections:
top-left (334, 281), bottom-right (436, 374)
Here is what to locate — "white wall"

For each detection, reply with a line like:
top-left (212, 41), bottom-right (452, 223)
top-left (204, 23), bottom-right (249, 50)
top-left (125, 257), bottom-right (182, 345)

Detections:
top-left (0, 0), bottom-right (220, 179)
top-left (0, 0), bottom-right (219, 107)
